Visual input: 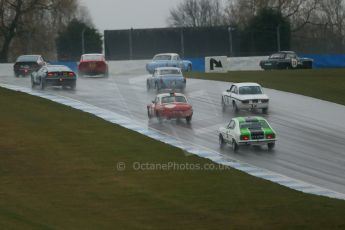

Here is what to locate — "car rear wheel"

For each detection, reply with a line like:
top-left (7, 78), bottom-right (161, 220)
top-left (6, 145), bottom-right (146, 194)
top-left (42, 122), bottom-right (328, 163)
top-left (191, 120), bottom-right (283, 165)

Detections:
top-left (232, 101), bottom-right (239, 113)
top-left (156, 112), bottom-right (163, 123)
top-left (70, 81), bottom-right (76, 90)
top-left (147, 108), bottom-right (152, 119)
top-left (146, 81), bottom-right (150, 91)
top-left (104, 69), bottom-right (109, 78)
top-left (40, 78), bottom-right (45, 90)
top-left (187, 64), bottom-right (192, 72)
top-left (219, 135), bottom-right (225, 149)
top-left (268, 143), bottom-right (275, 150)
top-left (232, 139), bottom-right (239, 152)
top-left (186, 115), bottom-right (192, 123)
top-left (262, 108), bottom-right (268, 114)
top-left (31, 76), bottom-right (36, 88)
top-left (221, 97), bottom-right (227, 112)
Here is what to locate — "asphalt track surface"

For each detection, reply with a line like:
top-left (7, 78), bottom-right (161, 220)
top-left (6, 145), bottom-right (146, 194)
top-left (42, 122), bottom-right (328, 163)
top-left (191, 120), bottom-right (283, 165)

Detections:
top-left (1, 61), bottom-right (345, 196)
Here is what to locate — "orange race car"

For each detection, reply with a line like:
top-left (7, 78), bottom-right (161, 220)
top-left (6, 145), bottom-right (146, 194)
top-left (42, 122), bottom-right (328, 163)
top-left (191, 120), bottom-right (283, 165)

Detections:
top-left (147, 92), bottom-right (193, 123)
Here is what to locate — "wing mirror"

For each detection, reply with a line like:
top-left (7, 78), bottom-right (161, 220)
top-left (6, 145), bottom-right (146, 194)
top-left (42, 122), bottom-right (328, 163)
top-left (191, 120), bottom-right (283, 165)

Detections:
top-left (226, 89), bottom-right (231, 92)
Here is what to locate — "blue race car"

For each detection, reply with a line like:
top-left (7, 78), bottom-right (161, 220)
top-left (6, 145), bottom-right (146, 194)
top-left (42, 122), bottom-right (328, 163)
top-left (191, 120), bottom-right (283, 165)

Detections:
top-left (146, 53), bottom-right (192, 74)
top-left (147, 67), bottom-right (186, 91)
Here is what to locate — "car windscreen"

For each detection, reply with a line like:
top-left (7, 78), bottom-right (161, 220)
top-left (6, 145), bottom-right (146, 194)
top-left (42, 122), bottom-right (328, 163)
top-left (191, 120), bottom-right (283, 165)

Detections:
top-left (269, 53), bottom-right (285, 59)
top-left (240, 120), bottom-right (269, 129)
top-left (82, 55), bottom-right (103, 61)
top-left (161, 96), bottom-right (187, 104)
top-left (153, 55), bottom-right (171, 61)
top-left (159, 69), bottom-right (181, 75)
top-left (16, 55), bottom-right (38, 62)
top-left (239, 86), bottom-right (262, 95)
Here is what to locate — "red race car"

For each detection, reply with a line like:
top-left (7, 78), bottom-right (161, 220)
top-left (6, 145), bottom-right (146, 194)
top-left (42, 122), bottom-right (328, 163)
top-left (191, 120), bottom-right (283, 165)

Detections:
top-left (147, 92), bottom-right (193, 123)
top-left (78, 53), bottom-right (109, 77)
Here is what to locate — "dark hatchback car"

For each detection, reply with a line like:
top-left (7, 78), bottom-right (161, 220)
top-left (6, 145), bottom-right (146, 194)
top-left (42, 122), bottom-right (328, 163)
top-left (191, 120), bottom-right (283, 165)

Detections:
top-left (259, 51), bottom-right (313, 70)
top-left (31, 65), bottom-right (77, 90)
top-left (13, 55), bottom-right (47, 77)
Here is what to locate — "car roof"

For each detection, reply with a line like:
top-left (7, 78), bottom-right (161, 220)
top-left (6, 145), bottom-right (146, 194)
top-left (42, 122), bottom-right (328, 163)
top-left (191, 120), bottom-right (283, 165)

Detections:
top-left (82, 53), bottom-right (104, 56)
top-left (18, 54), bottom-right (41, 58)
top-left (231, 82), bottom-right (261, 87)
top-left (154, 53), bottom-right (178, 56)
top-left (233, 116), bottom-right (266, 123)
top-left (45, 65), bottom-right (72, 71)
top-left (155, 67), bottom-right (181, 71)
top-left (272, 51), bottom-right (296, 54)
top-left (16, 55), bottom-right (41, 61)
top-left (157, 92), bottom-right (186, 97)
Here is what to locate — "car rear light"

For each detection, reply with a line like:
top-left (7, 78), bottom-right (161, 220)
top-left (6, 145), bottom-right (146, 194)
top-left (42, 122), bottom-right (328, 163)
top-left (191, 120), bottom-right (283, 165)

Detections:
top-left (240, 135), bottom-right (250, 141)
top-left (68, 72), bottom-right (75, 77)
top-left (266, 133), bottom-right (275, 139)
top-left (242, 100), bottom-right (249, 104)
top-left (47, 72), bottom-right (54, 77)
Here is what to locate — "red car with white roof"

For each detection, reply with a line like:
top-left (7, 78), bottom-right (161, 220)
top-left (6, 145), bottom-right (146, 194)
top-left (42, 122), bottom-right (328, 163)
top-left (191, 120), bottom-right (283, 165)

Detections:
top-left (147, 92), bottom-right (193, 123)
top-left (78, 53), bottom-right (109, 77)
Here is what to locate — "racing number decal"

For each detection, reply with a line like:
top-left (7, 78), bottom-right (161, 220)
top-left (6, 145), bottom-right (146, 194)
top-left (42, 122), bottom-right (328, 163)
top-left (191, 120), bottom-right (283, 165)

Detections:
top-left (291, 58), bottom-right (298, 68)
top-left (89, 63), bottom-right (96, 69)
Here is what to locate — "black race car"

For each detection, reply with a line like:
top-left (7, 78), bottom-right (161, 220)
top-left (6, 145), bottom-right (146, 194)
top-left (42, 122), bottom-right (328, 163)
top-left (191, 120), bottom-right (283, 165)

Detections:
top-left (31, 65), bottom-right (76, 90)
top-left (13, 55), bottom-right (47, 77)
top-left (260, 51), bottom-right (313, 70)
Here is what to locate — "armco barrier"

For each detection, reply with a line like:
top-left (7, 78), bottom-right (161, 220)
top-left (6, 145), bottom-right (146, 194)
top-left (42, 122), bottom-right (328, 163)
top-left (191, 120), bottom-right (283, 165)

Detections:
top-left (50, 61), bottom-right (78, 72)
top-left (303, 54), bottom-right (345, 68)
top-left (227, 56), bottom-right (266, 71)
top-left (51, 54), bottom-right (345, 75)
top-left (187, 57), bottom-right (205, 72)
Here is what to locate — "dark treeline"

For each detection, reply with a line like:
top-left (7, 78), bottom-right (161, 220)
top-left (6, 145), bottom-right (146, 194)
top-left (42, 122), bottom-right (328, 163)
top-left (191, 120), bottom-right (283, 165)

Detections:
top-left (0, 0), bottom-right (95, 62)
top-left (168, 0), bottom-right (345, 54)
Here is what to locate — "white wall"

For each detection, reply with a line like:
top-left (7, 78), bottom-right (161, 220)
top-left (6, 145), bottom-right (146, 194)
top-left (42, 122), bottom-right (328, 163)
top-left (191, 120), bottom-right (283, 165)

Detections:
top-left (227, 56), bottom-right (268, 71)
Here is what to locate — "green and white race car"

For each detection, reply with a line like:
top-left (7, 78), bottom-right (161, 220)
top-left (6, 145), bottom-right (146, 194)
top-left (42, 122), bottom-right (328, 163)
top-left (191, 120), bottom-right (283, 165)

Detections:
top-left (218, 116), bottom-right (277, 151)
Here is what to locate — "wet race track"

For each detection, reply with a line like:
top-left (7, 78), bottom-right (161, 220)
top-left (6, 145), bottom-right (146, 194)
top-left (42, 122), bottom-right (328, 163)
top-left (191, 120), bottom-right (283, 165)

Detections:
top-left (1, 61), bottom-right (345, 196)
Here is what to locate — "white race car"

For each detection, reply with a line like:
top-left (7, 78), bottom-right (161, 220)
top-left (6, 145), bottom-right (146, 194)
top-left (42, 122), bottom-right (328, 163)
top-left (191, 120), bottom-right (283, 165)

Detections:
top-left (221, 82), bottom-right (269, 113)
top-left (218, 116), bottom-right (277, 152)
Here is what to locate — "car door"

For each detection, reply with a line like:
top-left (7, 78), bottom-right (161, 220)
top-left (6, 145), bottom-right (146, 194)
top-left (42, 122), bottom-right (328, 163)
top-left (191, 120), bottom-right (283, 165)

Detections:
top-left (230, 86), bottom-right (239, 102)
top-left (150, 96), bottom-right (159, 115)
top-left (225, 85), bottom-right (237, 105)
top-left (149, 70), bottom-right (156, 87)
top-left (33, 67), bottom-right (44, 83)
top-left (40, 67), bottom-right (48, 82)
top-left (153, 70), bottom-right (160, 87)
top-left (31, 69), bottom-right (38, 83)
top-left (287, 53), bottom-right (298, 68)
top-left (229, 120), bottom-right (238, 141)
top-left (224, 120), bottom-right (236, 142)
top-left (175, 55), bottom-right (184, 69)
top-left (169, 55), bottom-right (177, 67)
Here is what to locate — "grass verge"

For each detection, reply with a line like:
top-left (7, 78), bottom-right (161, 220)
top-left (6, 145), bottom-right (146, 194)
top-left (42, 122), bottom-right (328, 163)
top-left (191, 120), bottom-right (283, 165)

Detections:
top-left (186, 69), bottom-right (345, 106)
top-left (1, 86), bottom-right (345, 229)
